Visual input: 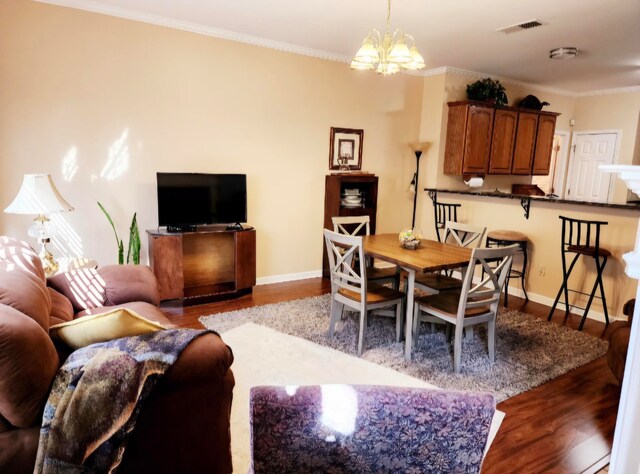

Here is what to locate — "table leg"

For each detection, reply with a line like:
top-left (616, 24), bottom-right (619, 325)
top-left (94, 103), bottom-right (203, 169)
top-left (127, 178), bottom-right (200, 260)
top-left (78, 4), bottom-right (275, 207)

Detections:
top-left (405, 268), bottom-right (415, 361)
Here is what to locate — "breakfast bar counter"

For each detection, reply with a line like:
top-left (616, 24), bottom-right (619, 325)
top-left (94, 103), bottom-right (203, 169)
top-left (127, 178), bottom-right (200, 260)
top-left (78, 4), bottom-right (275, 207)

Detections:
top-left (425, 188), bottom-right (640, 219)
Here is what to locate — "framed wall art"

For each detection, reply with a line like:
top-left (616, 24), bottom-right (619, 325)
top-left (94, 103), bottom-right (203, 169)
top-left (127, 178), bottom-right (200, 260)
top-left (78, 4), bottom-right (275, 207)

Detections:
top-left (329, 127), bottom-right (363, 171)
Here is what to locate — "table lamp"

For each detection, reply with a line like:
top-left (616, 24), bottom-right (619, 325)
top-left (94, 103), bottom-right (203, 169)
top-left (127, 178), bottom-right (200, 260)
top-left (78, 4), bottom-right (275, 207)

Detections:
top-left (4, 174), bottom-right (74, 275)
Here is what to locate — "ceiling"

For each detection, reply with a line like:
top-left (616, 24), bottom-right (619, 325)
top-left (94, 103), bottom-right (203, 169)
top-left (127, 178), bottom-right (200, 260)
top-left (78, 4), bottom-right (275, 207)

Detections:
top-left (39, 0), bottom-right (640, 93)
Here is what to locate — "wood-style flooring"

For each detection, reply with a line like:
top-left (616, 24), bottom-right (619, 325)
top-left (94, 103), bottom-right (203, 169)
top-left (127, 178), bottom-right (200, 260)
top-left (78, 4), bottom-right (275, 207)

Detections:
top-left (162, 278), bottom-right (620, 474)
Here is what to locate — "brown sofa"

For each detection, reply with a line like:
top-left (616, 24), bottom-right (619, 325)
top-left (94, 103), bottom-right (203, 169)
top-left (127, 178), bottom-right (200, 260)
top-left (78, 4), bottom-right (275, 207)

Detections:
top-left (0, 236), bottom-right (234, 473)
top-left (606, 299), bottom-right (634, 383)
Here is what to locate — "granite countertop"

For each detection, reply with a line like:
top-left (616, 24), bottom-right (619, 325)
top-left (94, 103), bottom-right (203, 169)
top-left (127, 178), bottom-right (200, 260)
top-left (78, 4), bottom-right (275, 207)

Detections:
top-left (424, 188), bottom-right (640, 211)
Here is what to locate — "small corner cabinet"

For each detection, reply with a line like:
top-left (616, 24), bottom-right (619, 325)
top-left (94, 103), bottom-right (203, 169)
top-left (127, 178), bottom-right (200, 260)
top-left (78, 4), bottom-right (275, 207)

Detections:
top-left (444, 101), bottom-right (560, 176)
top-left (322, 174), bottom-right (378, 277)
top-left (147, 226), bottom-right (256, 304)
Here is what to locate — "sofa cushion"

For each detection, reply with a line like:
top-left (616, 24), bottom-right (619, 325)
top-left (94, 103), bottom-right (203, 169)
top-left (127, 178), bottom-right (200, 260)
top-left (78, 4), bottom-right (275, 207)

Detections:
top-left (77, 301), bottom-right (173, 327)
top-left (0, 304), bottom-right (59, 428)
top-left (98, 265), bottom-right (160, 307)
top-left (0, 264), bottom-right (51, 332)
top-left (47, 268), bottom-right (106, 313)
top-left (50, 307), bottom-right (167, 350)
top-left (48, 287), bottom-right (73, 328)
top-left (0, 236), bottom-right (45, 282)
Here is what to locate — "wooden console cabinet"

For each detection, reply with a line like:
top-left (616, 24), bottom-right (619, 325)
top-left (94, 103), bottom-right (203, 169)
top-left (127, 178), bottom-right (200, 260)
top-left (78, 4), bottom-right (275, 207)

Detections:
top-left (147, 227), bottom-right (256, 303)
top-left (444, 101), bottom-right (560, 176)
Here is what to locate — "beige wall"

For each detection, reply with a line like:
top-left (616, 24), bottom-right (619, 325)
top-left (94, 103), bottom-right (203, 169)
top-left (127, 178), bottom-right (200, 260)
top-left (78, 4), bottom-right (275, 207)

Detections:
top-left (0, 0), bottom-right (423, 278)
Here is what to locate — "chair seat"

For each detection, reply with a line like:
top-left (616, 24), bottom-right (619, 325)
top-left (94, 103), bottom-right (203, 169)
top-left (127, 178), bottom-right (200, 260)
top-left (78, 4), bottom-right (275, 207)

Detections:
top-left (567, 244), bottom-right (611, 257)
top-left (338, 282), bottom-right (404, 304)
top-left (368, 266), bottom-right (398, 281)
top-left (414, 272), bottom-right (462, 292)
top-left (415, 291), bottom-right (490, 318)
top-left (487, 230), bottom-right (527, 242)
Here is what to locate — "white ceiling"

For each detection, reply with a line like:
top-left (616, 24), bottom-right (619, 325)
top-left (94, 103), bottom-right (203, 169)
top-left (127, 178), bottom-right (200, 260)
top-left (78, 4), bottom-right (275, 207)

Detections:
top-left (39, 0), bottom-right (640, 93)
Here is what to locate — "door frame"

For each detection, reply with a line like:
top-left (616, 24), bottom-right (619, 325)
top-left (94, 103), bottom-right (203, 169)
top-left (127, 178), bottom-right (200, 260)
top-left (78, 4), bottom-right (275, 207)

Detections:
top-left (552, 130), bottom-right (570, 199)
top-left (565, 130), bottom-right (622, 203)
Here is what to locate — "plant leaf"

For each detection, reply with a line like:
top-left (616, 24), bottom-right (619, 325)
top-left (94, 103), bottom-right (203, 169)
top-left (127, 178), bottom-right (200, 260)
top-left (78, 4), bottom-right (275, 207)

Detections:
top-left (98, 201), bottom-right (124, 264)
top-left (127, 213), bottom-right (141, 265)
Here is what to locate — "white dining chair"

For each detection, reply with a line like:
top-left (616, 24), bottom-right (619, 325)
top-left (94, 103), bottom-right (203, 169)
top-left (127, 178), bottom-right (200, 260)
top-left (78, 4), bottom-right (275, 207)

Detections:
top-left (413, 221), bottom-right (487, 295)
top-left (331, 215), bottom-right (399, 288)
top-left (413, 244), bottom-right (517, 373)
top-left (324, 229), bottom-right (404, 356)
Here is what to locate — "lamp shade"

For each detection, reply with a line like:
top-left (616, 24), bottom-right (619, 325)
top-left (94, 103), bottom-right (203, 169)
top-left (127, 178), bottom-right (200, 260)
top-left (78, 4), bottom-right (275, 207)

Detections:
top-left (4, 174), bottom-right (74, 215)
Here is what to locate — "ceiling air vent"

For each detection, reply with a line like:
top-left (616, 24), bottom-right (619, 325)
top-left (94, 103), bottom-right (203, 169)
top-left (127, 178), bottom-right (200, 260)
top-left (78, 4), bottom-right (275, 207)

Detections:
top-left (496, 19), bottom-right (546, 34)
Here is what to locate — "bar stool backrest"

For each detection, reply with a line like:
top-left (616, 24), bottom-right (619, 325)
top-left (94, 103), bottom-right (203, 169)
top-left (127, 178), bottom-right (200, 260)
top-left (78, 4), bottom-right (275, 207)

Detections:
top-left (559, 216), bottom-right (608, 257)
top-left (433, 200), bottom-right (462, 242)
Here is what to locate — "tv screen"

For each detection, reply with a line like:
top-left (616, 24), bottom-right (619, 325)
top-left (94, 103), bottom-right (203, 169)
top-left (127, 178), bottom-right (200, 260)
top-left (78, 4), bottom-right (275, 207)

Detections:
top-left (157, 173), bottom-right (247, 227)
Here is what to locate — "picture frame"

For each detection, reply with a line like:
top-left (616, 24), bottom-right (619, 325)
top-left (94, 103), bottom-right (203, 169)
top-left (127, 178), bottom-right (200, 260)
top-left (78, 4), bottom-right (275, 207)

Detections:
top-left (329, 127), bottom-right (363, 170)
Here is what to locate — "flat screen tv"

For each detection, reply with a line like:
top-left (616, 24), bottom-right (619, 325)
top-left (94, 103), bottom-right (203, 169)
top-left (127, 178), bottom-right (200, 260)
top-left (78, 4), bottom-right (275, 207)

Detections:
top-left (157, 173), bottom-right (247, 230)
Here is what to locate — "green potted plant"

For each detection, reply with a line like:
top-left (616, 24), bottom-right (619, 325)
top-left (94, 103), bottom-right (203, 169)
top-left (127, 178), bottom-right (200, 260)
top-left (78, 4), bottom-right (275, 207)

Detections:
top-left (466, 78), bottom-right (508, 107)
top-left (98, 202), bottom-right (141, 265)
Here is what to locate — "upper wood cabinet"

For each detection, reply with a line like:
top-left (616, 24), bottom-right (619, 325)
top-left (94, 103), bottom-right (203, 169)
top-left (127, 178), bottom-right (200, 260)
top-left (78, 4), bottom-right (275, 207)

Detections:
top-left (444, 102), bottom-right (494, 175)
top-left (444, 101), bottom-right (560, 176)
top-left (489, 109), bottom-right (518, 174)
top-left (511, 112), bottom-right (539, 174)
top-left (532, 114), bottom-right (558, 175)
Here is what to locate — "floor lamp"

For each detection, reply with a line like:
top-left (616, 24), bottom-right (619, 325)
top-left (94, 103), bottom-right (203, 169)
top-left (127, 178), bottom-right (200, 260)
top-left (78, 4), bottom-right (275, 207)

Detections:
top-left (409, 142), bottom-right (430, 228)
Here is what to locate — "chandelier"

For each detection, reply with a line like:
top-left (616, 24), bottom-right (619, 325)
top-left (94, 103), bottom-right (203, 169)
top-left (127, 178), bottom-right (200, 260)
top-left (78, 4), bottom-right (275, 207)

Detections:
top-left (350, 0), bottom-right (425, 75)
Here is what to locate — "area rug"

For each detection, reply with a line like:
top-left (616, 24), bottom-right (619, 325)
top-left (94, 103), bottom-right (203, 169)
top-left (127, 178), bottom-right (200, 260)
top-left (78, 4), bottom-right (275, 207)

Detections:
top-left (200, 294), bottom-right (609, 403)
top-left (221, 322), bottom-right (505, 474)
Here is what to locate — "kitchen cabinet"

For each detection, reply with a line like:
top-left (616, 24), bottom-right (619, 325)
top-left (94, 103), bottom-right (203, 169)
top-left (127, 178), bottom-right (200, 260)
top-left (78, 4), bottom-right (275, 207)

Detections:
top-left (444, 101), bottom-right (560, 176)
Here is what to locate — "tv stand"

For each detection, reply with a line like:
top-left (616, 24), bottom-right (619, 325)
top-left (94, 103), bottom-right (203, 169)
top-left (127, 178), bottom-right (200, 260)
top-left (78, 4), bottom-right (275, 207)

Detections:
top-left (147, 227), bottom-right (256, 305)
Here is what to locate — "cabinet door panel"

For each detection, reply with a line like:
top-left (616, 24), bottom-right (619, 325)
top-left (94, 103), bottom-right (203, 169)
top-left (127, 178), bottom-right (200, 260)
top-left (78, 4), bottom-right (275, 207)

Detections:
top-left (235, 230), bottom-right (256, 290)
top-left (462, 107), bottom-right (494, 174)
top-left (444, 105), bottom-right (468, 175)
top-left (532, 115), bottom-right (557, 175)
top-left (512, 112), bottom-right (539, 174)
top-left (489, 109), bottom-right (518, 174)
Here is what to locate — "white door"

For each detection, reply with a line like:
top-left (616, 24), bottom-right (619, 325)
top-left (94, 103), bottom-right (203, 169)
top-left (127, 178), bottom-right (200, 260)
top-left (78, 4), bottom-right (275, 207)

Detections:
top-left (566, 133), bottom-right (618, 203)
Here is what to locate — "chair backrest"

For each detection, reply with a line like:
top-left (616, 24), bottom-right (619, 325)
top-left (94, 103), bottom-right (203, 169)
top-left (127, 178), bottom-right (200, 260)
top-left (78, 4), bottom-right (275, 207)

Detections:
top-left (250, 384), bottom-right (496, 473)
top-left (559, 216), bottom-right (608, 254)
top-left (443, 221), bottom-right (487, 249)
top-left (458, 245), bottom-right (518, 317)
top-left (433, 200), bottom-right (462, 242)
top-left (331, 215), bottom-right (371, 236)
top-left (323, 229), bottom-right (366, 297)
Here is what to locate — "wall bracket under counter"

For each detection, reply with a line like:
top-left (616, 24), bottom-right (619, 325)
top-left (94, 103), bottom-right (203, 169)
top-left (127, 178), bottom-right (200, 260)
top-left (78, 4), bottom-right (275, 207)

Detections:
top-left (426, 188), bottom-right (640, 220)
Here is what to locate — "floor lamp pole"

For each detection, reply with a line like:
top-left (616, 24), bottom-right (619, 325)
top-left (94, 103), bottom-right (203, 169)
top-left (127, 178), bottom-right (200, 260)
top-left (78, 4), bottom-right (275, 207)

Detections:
top-left (411, 150), bottom-right (422, 228)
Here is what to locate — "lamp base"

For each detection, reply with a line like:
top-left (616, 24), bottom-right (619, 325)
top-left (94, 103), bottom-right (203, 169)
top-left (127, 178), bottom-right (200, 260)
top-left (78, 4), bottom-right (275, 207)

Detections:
top-left (38, 238), bottom-right (58, 276)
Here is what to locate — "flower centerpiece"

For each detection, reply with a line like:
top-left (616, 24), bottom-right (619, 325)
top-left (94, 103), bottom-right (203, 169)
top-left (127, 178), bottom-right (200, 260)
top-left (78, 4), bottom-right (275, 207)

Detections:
top-left (399, 228), bottom-right (422, 250)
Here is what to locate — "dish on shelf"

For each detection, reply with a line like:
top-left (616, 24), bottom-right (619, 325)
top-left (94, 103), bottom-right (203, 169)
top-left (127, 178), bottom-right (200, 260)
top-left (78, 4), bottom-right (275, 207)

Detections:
top-left (343, 196), bottom-right (362, 203)
top-left (343, 189), bottom-right (360, 196)
top-left (341, 202), bottom-right (364, 208)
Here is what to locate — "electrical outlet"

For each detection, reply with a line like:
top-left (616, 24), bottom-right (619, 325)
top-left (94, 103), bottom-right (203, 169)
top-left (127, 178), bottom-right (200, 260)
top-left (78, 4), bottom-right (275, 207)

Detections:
top-left (538, 265), bottom-right (546, 277)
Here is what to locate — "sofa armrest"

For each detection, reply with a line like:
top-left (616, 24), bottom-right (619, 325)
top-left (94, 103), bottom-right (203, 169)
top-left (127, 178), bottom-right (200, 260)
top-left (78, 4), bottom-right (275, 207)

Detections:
top-left (623, 299), bottom-right (635, 325)
top-left (97, 265), bottom-right (160, 307)
top-left (118, 332), bottom-right (234, 474)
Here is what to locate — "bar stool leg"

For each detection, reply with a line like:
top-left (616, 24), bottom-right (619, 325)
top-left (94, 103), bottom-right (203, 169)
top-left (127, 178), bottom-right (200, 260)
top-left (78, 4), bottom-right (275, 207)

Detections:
top-left (577, 256), bottom-right (609, 330)
top-left (595, 255), bottom-right (610, 326)
top-left (520, 242), bottom-right (529, 302)
top-left (547, 254), bottom-right (580, 321)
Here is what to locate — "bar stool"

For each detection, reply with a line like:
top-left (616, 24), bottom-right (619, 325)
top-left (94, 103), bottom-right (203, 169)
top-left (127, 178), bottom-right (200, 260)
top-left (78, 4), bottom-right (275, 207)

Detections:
top-left (547, 216), bottom-right (610, 331)
top-left (486, 230), bottom-right (529, 307)
top-left (433, 200), bottom-right (461, 242)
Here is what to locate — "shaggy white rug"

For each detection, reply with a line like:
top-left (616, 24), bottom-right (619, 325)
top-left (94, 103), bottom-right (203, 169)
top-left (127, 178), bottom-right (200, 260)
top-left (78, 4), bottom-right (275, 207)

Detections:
top-left (221, 322), bottom-right (505, 474)
top-left (201, 294), bottom-right (609, 402)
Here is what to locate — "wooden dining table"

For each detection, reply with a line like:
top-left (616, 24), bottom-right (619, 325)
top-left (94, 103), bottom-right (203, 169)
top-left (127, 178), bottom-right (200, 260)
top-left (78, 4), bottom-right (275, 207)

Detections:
top-left (362, 233), bottom-right (472, 361)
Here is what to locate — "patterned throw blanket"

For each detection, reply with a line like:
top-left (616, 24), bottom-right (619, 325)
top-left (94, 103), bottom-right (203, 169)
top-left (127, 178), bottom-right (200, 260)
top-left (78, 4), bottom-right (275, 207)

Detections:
top-left (34, 329), bottom-right (212, 473)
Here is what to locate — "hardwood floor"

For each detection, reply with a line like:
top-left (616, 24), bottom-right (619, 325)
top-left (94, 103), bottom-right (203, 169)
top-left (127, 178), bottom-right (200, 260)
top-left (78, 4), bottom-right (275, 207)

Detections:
top-left (163, 278), bottom-right (620, 474)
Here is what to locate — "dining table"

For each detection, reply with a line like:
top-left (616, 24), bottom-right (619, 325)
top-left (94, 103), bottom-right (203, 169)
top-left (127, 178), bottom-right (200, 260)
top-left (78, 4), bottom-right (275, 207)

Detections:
top-left (362, 233), bottom-right (472, 361)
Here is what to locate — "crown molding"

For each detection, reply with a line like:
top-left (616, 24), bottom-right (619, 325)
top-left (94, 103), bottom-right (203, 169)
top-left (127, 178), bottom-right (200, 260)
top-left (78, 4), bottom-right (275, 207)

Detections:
top-left (575, 85), bottom-right (640, 97)
top-left (34, 0), bottom-right (350, 63)
top-left (34, 0), bottom-right (640, 97)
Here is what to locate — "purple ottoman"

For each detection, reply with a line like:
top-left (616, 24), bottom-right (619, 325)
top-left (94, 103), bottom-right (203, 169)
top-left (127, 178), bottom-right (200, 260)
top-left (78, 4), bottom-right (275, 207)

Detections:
top-left (250, 384), bottom-right (496, 474)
